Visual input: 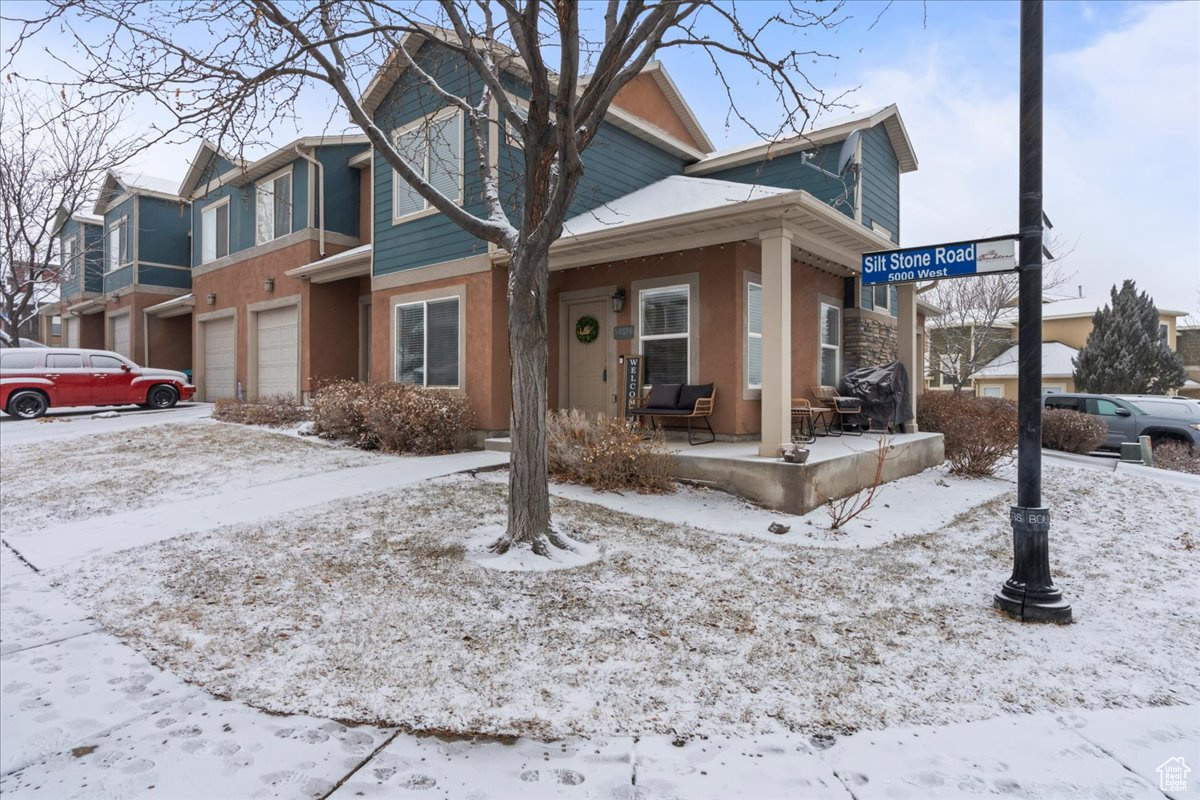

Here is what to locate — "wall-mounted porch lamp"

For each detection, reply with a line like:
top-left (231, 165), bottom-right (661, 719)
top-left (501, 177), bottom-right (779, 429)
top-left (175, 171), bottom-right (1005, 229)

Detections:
top-left (263, 277), bottom-right (275, 293)
top-left (206, 292), bottom-right (217, 305)
top-left (611, 288), bottom-right (626, 313)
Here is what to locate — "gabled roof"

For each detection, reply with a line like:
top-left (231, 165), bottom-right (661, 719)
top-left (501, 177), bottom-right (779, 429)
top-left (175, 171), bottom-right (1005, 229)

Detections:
top-left (186, 135), bottom-right (370, 198)
top-left (972, 341), bottom-right (1078, 379)
top-left (685, 105), bottom-right (918, 176)
top-left (179, 140), bottom-right (248, 198)
top-left (1041, 294), bottom-right (1188, 320)
top-left (51, 205), bottom-right (103, 237)
top-left (93, 170), bottom-right (183, 214)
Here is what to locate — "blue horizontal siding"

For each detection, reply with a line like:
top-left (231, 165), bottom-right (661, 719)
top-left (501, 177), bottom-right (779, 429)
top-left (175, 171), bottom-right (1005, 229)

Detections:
top-left (83, 223), bottom-right (104, 293)
top-left (316, 144), bottom-right (364, 238)
top-left (138, 265), bottom-right (191, 289)
top-left (861, 125), bottom-right (900, 242)
top-left (705, 142), bottom-right (854, 219)
top-left (137, 196), bottom-right (190, 267)
top-left (59, 218), bottom-right (104, 300)
top-left (103, 264), bottom-right (134, 293)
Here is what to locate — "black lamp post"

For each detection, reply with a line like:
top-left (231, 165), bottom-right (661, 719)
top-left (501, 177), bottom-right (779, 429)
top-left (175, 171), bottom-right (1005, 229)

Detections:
top-left (994, 0), bottom-right (1071, 624)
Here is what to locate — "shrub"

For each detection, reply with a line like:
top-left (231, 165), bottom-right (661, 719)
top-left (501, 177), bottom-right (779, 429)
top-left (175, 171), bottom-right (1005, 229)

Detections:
top-left (547, 410), bottom-right (673, 493)
top-left (1041, 408), bottom-right (1108, 454)
top-left (311, 381), bottom-right (474, 454)
top-left (918, 391), bottom-right (1017, 477)
top-left (1153, 440), bottom-right (1200, 474)
top-left (212, 395), bottom-right (308, 427)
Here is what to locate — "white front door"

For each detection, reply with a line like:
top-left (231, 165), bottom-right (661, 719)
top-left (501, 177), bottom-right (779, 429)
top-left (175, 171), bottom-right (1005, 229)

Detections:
top-left (203, 317), bottom-right (236, 400)
top-left (565, 298), bottom-right (609, 416)
top-left (109, 314), bottom-right (131, 358)
top-left (255, 305), bottom-right (299, 398)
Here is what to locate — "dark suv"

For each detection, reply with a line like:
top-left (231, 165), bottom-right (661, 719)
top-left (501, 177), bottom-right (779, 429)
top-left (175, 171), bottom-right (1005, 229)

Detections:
top-left (1042, 393), bottom-right (1200, 451)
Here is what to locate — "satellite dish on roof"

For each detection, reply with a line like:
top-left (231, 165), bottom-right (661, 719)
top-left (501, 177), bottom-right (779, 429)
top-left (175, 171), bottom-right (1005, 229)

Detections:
top-left (837, 129), bottom-right (862, 175)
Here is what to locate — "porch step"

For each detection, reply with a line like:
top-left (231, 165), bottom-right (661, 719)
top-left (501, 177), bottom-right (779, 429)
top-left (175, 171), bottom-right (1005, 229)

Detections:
top-left (484, 437), bottom-right (512, 453)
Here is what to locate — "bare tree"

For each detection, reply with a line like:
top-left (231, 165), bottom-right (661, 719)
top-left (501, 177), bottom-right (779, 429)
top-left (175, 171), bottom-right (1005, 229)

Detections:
top-left (5, 1), bottom-right (857, 555)
top-left (0, 82), bottom-right (134, 346)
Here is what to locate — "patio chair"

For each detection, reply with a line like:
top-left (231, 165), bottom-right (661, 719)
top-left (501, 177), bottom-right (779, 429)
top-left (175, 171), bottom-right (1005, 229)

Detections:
top-left (790, 398), bottom-right (827, 443)
top-left (811, 386), bottom-right (864, 436)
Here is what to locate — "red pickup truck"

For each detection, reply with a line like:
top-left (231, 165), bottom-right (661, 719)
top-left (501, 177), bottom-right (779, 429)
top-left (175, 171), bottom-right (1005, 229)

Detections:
top-left (0, 348), bottom-right (196, 419)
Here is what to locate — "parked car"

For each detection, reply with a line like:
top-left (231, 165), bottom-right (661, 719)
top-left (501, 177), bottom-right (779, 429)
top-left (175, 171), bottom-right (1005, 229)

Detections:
top-left (1042, 392), bottom-right (1200, 451)
top-left (0, 348), bottom-right (196, 419)
top-left (1116, 394), bottom-right (1200, 420)
top-left (0, 332), bottom-right (48, 348)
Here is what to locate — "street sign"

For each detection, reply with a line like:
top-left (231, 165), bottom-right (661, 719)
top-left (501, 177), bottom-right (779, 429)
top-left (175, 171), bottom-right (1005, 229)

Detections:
top-left (862, 235), bottom-right (1017, 285)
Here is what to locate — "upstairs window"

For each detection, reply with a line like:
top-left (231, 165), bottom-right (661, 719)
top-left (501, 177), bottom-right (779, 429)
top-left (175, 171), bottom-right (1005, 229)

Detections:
top-left (640, 285), bottom-right (690, 386)
top-left (63, 235), bottom-right (78, 282)
top-left (106, 218), bottom-right (128, 272)
top-left (201, 199), bottom-right (230, 263)
top-left (256, 169), bottom-right (293, 244)
top-left (392, 108), bottom-right (464, 223)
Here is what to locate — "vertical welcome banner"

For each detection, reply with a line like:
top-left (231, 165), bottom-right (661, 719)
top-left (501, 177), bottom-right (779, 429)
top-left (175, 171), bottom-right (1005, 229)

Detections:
top-left (622, 356), bottom-right (642, 417)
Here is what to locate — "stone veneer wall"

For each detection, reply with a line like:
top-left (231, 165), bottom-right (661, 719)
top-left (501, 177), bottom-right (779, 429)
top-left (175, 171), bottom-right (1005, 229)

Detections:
top-left (843, 307), bottom-right (898, 374)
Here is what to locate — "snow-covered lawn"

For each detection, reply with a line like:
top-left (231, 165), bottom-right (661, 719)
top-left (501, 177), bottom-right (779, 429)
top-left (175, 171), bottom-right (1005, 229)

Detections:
top-left (52, 460), bottom-right (1199, 741)
top-left (0, 420), bottom-right (377, 532)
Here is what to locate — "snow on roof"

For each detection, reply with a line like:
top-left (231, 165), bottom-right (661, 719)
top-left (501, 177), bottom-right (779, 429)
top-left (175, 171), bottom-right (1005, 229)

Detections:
top-left (114, 170), bottom-right (182, 198)
top-left (1042, 294), bottom-right (1188, 320)
top-left (562, 176), bottom-right (791, 238)
top-left (972, 341), bottom-right (1078, 379)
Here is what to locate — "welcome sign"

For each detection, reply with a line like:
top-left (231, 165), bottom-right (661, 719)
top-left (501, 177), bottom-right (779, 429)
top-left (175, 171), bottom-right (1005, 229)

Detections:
top-left (862, 236), bottom-right (1017, 285)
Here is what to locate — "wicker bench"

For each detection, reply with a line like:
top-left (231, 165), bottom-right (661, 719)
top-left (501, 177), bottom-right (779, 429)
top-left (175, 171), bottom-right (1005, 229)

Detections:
top-left (630, 382), bottom-right (716, 445)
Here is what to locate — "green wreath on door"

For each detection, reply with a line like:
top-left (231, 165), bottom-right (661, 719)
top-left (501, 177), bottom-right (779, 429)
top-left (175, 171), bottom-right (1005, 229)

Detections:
top-left (575, 315), bottom-right (600, 344)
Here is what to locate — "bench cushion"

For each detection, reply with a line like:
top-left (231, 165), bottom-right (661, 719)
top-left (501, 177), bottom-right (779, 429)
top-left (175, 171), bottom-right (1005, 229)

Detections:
top-left (677, 382), bottom-right (714, 411)
top-left (646, 383), bottom-right (682, 409)
top-left (631, 407), bottom-right (692, 416)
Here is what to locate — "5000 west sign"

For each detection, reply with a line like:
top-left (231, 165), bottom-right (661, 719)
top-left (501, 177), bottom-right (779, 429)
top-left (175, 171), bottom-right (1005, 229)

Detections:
top-left (862, 236), bottom-right (1017, 286)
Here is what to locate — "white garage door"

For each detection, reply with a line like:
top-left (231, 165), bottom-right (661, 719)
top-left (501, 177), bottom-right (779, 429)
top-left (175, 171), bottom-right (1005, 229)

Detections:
top-left (203, 317), bottom-right (236, 400)
top-left (255, 305), bottom-right (298, 398)
top-left (64, 317), bottom-right (79, 348)
top-left (110, 314), bottom-right (131, 358)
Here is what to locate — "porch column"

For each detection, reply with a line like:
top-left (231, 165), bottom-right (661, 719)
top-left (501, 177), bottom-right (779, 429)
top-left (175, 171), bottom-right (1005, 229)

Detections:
top-left (759, 228), bottom-right (793, 457)
top-left (897, 282), bottom-right (919, 432)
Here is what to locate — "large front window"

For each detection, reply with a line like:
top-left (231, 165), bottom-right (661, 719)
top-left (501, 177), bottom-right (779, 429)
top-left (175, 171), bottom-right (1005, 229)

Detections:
top-left (256, 170), bottom-right (293, 244)
top-left (746, 281), bottom-right (762, 389)
top-left (392, 109), bottom-right (463, 222)
top-left (819, 302), bottom-right (841, 387)
top-left (201, 200), bottom-right (230, 263)
top-left (106, 219), bottom-right (127, 272)
top-left (395, 297), bottom-right (460, 388)
top-left (640, 285), bottom-right (690, 385)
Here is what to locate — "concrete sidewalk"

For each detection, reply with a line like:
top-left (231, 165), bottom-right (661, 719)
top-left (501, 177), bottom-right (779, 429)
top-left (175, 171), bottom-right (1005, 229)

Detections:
top-left (3, 542), bottom-right (1196, 799)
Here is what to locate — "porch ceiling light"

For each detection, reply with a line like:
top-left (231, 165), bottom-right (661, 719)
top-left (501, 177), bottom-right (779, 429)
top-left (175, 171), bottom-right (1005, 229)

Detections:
top-left (206, 291), bottom-right (216, 305)
top-left (264, 277), bottom-right (275, 293)
top-left (611, 288), bottom-right (626, 313)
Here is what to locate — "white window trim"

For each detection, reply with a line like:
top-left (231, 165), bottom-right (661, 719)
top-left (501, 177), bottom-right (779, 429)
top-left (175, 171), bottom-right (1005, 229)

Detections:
top-left (391, 291), bottom-right (465, 390)
top-left (106, 216), bottom-right (129, 273)
top-left (979, 384), bottom-right (1004, 398)
top-left (200, 195), bottom-right (231, 264)
top-left (255, 165), bottom-right (295, 245)
top-left (391, 107), bottom-right (465, 226)
top-left (638, 283), bottom-right (692, 387)
top-left (819, 301), bottom-right (841, 386)
top-left (746, 278), bottom-right (763, 391)
top-left (1042, 384), bottom-right (1067, 395)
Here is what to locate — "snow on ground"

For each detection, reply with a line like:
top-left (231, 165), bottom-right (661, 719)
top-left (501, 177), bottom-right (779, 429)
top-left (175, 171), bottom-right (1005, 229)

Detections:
top-left (0, 419), bottom-right (379, 532)
top-left (52, 459), bottom-right (1200, 742)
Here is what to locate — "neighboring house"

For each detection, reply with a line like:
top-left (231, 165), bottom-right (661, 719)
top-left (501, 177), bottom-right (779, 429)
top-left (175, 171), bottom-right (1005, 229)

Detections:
top-left (179, 135), bottom-right (370, 401)
top-left (41, 208), bottom-right (105, 349)
top-left (358, 31), bottom-right (923, 449)
top-left (972, 341), bottom-right (1078, 398)
top-left (66, 171), bottom-right (193, 370)
top-left (1179, 325), bottom-right (1200, 397)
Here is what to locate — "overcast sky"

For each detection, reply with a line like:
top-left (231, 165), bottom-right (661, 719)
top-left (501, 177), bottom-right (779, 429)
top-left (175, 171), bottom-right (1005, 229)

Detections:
top-left (4, 0), bottom-right (1197, 316)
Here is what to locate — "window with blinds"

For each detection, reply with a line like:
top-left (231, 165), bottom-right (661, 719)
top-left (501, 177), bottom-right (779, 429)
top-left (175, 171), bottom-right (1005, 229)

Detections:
top-left (747, 281), bottom-right (763, 389)
top-left (819, 302), bottom-right (841, 387)
top-left (201, 201), bottom-right (230, 263)
top-left (256, 170), bottom-right (292, 244)
top-left (392, 109), bottom-right (463, 222)
top-left (106, 219), bottom-right (127, 272)
top-left (640, 285), bottom-right (690, 386)
top-left (395, 297), bottom-right (460, 388)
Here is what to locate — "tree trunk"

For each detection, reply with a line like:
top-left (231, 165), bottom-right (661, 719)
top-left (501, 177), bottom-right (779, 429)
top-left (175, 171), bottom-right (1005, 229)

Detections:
top-left (491, 244), bottom-right (571, 556)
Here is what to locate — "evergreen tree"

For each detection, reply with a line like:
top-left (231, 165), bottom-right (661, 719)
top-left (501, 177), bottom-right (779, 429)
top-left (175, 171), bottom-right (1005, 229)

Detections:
top-left (1073, 280), bottom-right (1187, 394)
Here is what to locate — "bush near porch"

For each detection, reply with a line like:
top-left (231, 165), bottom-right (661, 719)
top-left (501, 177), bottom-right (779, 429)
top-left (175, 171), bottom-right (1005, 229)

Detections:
top-left (311, 380), bottom-right (475, 455)
top-left (547, 410), bottom-right (673, 493)
top-left (917, 392), bottom-right (1016, 477)
top-left (1041, 408), bottom-right (1108, 454)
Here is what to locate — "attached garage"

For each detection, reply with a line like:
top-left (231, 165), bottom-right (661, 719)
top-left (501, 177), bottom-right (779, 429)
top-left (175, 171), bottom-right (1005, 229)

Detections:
top-left (254, 305), bottom-right (298, 398)
top-left (109, 314), bottom-right (131, 358)
top-left (64, 317), bottom-right (80, 348)
top-left (202, 316), bottom-right (236, 400)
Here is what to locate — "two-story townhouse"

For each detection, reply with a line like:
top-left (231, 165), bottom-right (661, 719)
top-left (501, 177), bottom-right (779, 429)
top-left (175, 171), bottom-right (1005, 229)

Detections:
top-left (361, 32), bottom-right (924, 451)
top-left (79, 171), bottom-right (193, 371)
top-left (39, 207), bottom-right (105, 347)
top-left (177, 136), bottom-right (372, 402)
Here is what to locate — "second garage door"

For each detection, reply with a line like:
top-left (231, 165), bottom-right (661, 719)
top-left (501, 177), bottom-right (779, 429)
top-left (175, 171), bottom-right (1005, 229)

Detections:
top-left (255, 305), bottom-right (298, 398)
top-left (202, 316), bottom-right (236, 400)
top-left (110, 314), bottom-right (131, 359)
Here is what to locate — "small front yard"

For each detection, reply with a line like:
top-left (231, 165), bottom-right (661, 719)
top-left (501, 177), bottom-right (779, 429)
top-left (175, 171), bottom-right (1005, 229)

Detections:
top-left (48, 445), bottom-right (1200, 741)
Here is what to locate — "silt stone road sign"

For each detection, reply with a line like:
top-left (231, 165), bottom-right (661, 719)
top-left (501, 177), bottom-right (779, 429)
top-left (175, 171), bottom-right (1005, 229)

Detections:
top-left (861, 235), bottom-right (1017, 286)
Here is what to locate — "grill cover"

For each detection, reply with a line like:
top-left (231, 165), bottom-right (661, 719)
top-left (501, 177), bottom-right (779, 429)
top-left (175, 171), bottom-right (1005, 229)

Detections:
top-left (837, 361), bottom-right (913, 431)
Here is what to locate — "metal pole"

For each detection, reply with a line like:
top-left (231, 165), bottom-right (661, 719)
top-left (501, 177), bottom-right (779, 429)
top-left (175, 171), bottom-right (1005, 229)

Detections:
top-left (994, 0), bottom-right (1071, 624)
